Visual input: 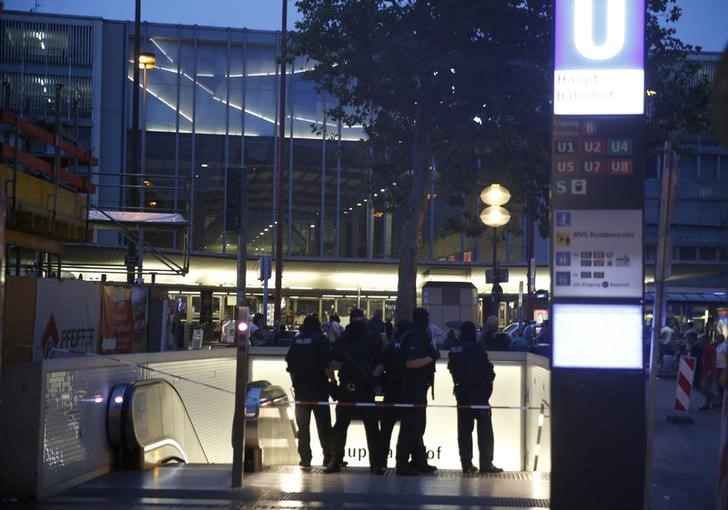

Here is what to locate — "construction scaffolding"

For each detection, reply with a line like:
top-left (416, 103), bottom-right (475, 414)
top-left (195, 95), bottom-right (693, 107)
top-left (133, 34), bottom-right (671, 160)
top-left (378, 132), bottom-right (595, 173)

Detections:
top-left (0, 82), bottom-right (189, 279)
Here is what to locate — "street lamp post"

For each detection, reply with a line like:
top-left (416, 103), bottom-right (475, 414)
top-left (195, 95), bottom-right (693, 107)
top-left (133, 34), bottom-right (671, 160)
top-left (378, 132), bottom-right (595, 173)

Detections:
top-left (480, 184), bottom-right (511, 318)
top-left (137, 51), bottom-right (156, 284)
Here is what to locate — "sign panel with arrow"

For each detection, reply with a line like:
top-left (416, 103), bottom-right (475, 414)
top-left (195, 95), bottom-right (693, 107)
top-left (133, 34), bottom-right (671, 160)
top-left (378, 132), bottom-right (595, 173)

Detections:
top-left (552, 209), bottom-right (643, 298)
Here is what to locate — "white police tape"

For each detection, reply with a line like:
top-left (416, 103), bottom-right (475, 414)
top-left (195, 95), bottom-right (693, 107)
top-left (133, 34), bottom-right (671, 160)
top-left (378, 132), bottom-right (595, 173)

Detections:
top-left (22, 345), bottom-right (237, 396)
top-left (287, 399), bottom-right (548, 411)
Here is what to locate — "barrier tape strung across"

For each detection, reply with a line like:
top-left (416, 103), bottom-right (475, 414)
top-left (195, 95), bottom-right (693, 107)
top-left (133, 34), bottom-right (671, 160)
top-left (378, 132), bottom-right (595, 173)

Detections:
top-left (21, 345), bottom-right (237, 396)
top-left (674, 355), bottom-right (696, 413)
top-left (27, 345), bottom-right (551, 412)
top-left (284, 399), bottom-right (549, 411)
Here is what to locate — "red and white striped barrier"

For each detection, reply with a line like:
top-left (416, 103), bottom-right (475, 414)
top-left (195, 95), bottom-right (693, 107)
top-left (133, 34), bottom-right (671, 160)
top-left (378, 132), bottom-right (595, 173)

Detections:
top-left (533, 402), bottom-right (546, 471)
top-left (674, 356), bottom-right (697, 413)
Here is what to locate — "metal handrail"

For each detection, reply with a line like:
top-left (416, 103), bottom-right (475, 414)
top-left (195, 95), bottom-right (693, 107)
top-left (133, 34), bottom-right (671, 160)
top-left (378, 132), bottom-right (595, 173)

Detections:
top-left (86, 201), bottom-right (189, 276)
top-left (85, 203), bottom-right (186, 215)
top-left (91, 171), bottom-right (190, 179)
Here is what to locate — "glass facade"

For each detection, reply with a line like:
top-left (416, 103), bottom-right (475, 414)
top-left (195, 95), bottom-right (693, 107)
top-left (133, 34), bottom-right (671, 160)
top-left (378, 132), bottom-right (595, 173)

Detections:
top-left (117, 22), bottom-right (536, 266)
top-left (0, 17), bottom-right (95, 119)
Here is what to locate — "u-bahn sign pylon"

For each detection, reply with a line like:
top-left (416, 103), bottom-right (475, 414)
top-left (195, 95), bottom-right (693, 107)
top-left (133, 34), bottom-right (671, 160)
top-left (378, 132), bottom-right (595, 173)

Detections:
top-left (550, 2), bottom-right (647, 509)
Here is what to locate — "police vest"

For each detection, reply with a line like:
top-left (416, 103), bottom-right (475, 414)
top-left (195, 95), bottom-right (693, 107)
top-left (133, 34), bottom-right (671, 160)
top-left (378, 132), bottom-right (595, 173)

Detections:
top-left (448, 343), bottom-right (493, 386)
top-left (286, 335), bottom-right (326, 377)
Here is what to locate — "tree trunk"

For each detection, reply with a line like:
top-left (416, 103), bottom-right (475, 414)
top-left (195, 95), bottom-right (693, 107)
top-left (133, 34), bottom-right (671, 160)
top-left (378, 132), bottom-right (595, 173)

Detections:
top-left (395, 104), bottom-right (431, 322)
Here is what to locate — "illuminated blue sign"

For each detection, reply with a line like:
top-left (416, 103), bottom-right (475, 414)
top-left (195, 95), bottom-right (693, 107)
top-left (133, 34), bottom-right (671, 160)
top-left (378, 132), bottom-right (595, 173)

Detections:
top-left (554, 0), bottom-right (645, 115)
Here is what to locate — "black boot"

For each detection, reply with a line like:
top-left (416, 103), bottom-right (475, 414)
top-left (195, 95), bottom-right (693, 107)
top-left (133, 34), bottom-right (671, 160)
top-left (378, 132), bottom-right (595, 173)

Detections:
top-left (324, 459), bottom-right (341, 473)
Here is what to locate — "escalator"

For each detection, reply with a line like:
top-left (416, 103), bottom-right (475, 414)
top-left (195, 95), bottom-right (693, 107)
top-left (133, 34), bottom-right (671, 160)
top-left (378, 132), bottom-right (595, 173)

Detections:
top-left (107, 379), bottom-right (297, 471)
top-left (243, 381), bottom-right (299, 471)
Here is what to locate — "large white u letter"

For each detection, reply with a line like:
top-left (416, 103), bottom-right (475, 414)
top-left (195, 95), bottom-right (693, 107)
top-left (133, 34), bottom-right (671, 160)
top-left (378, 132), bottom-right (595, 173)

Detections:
top-left (574, 0), bottom-right (626, 61)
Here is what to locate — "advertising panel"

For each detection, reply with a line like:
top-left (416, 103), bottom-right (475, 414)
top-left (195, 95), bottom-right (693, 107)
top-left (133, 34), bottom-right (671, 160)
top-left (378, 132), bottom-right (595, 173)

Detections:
top-left (554, 0), bottom-right (645, 115)
top-left (100, 285), bottom-right (148, 354)
top-left (32, 279), bottom-right (101, 360)
top-left (717, 308), bottom-right (728, 340)
top-left (101, 285), bottom-right (134, 354)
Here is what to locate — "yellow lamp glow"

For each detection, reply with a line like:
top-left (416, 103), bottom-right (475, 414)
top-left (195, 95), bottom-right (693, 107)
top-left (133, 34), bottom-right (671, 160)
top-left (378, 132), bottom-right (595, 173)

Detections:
top-left (138, 52), bottom-right (157, 69)
top-left (480, 206), bottom-right (511, 228)
top-left (480, 184), bottom-right (511, 206)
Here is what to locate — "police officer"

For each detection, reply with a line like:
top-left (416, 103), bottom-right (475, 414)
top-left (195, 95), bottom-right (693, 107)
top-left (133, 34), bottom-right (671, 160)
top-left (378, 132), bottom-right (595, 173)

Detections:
top-left (285, 314), bottom-right (332, 468)
top-left (369, 308), bottom-right (385, 339)
top-left (325, 308), bottom-right (385, 474)
top-left (379, 319), bottom-right (409, 469)
top-left (448, 320), bottom-right (503, 474)
top-left (395, 307), bottom-right (439, 476)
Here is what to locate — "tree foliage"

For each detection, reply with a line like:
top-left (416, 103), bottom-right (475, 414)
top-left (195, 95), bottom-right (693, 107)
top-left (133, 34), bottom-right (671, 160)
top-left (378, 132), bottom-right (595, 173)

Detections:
top-left (292, 0), bottom-right (710, 321)
top-left (645, 1), bottom-right (711, 148)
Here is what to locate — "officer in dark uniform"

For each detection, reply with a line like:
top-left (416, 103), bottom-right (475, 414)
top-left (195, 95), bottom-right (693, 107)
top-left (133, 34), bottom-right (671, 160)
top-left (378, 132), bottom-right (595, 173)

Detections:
top-left (448, 320), bottom-right (503, 474)
top-left (285, 314), bottom-right (332, 468)
top-left (379, 319), bottom-right (410, 468)
top-left (324, 308), bottom-right (385, 474)
top-left (395, 307), bottom-right (439, 476)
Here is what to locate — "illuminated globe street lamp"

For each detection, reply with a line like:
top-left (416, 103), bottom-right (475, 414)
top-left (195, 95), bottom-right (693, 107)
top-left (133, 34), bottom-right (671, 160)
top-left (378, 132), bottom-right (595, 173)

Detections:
top-left (135, 51), bottom-right (156, 284)
top-left (480, 184), bottom-right (511, 315)
top-left (138, 51), bottom-right (156, 182)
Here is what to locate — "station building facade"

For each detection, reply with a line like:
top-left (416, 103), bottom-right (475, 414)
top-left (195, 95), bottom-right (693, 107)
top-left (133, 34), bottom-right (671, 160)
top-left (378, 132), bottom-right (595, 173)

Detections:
top-left (1, 10), bottom-right (726, 334)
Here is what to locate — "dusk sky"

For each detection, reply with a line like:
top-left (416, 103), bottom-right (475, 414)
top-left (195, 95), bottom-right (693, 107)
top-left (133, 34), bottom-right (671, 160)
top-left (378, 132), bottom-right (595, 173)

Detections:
top-left (4, 0), bottom-right (728, 52)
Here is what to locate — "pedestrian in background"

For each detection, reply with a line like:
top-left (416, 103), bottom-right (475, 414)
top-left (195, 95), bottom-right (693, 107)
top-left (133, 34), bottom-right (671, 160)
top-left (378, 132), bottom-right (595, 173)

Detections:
top-left (698, 330), bottom-right (718, 411)
top-left (479, 315), bottom-right (498, 346)
top-left (285, 314), bottom-right (333, 468)
top-left (523, 320), bottom-right (538, 346)
top-left (250, 313), bottom-right (265, 345)
top-left (443, 329), bottom-right (458, 350)
top-left (716, 333), bottom-right (727, 402)
top-left (659, 325), bottom-right (675, 363)
top-left (327, 314), bottom-right (343, 342)
top-left (369, 309), bottom-right (385, 338)
top-left (384, 318), bottom-right (394, 342)
top-left (448, 320), bottom-right (503, 475)
top-left (510, 326), bottom-right (528, 352)
top-left (480, 314), bottom-right (510, 352)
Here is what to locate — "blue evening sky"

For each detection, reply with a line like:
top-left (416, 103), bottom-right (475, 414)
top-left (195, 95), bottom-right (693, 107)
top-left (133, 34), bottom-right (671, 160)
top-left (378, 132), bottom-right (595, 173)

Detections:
top-left (4, 0), bottom-right (728, 52)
